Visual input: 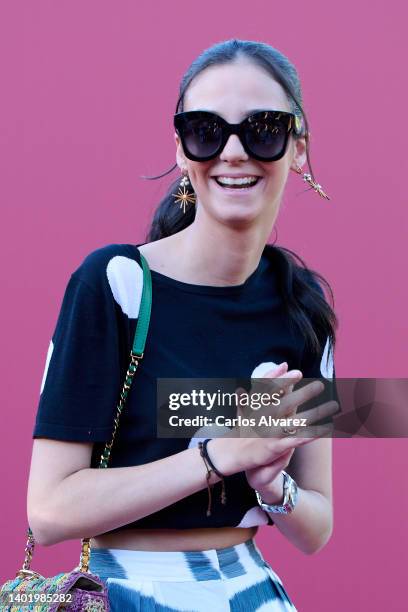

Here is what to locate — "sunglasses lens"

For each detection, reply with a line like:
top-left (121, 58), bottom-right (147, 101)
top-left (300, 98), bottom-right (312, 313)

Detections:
top-left (181, 116), bottom-right (222, 159)
top-left (245, 114), bottom-right (288, 159)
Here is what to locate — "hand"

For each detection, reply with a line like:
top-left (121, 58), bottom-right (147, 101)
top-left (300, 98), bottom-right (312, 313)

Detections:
top-left (245, 449), bottom-right (292, 504)
top-left (207, 363), bottom-right (338, 477)
top-left (244, 363), bottom-right (294, 499)
top-left (243, 362), bottom-right (335, 502)
top-left (235, 361), bottom-right (301, 439)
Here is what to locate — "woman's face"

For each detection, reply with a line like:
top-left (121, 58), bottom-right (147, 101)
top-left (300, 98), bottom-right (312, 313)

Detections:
top-left (175, 58), bottom-right (307, 229)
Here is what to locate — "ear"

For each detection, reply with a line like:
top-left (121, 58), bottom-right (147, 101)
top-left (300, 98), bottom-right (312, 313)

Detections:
top-left (174, 132), bottom-right (187, 172)
top-left (290, 135), bottom-right (307, 172)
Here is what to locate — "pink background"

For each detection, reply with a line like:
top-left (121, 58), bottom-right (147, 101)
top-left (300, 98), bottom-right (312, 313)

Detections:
top-left (1, 1), bottom-right (407, 610)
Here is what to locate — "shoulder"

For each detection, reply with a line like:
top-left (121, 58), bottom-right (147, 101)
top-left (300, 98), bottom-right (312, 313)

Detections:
top-left (72, 243), bottom-right (142, 285)
top-left (71, 243), bottom-right (144, 319)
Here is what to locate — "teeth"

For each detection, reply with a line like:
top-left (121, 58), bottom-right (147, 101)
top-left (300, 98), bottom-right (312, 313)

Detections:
top-left (215, 176), bottom-right (259, 186)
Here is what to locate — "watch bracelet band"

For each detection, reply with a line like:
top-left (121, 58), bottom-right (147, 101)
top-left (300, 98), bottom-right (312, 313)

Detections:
top-left (255, 470), bottom-right (298, 514)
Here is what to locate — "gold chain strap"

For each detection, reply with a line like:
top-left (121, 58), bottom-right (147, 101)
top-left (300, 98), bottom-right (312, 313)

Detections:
top-left (78, 350), bottom-right (143, 573)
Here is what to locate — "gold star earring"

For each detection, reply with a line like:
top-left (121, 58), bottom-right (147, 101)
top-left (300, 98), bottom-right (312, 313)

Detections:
top-left (293, 164), bottom-right (330, 200)
top-left (172, 170), bottom-right (197, 213)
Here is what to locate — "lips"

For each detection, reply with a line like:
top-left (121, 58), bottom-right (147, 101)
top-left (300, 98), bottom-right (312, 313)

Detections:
top-left (211, 174), bottom-right (262, 179)
top-left (211, 175), bottom-right (263, 190)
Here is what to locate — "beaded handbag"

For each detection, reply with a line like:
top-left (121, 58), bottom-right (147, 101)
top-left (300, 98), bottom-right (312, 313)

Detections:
top-left (0, 251), bottom-right (152, 611)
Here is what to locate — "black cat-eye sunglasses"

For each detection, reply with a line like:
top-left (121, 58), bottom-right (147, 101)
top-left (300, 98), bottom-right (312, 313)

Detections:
top-left (174, 110), bottom-right (302, 162)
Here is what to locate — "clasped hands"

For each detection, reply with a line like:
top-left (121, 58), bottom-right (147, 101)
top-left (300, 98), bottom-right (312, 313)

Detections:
top-left (231, 362), bottom-right (337, 504)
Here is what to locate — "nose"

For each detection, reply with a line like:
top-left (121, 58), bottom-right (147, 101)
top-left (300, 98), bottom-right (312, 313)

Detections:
top-left (219, 134), bottom-right (249, 162)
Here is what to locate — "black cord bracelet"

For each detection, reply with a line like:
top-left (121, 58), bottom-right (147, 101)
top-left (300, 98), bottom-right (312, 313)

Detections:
top-left (202, 438), bottom-right (225, 479)
top-left (198, 439), bottom-right (227, 516)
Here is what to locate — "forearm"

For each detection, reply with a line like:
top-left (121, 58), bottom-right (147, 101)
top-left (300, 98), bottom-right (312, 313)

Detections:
top-left (261, 480), bottom-right (333, 554)
top-left (34, 446), bottom-right (218, 546)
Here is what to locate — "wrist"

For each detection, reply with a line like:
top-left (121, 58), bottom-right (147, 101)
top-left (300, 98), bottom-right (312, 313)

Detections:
top-left (256, 471), bottom-right (285, 505)
top-left (204, 438), bottom-right (234, 477)
top-left (197, 438), bottom-right (228, 517)
top-left (255, 471), bottom-right (299, 515)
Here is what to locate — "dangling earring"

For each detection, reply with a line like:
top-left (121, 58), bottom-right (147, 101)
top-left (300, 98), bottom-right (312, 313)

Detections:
top-left (293, 164), bottom-right (330, 200)
top-left (172, 171), bottom-right (196, 213)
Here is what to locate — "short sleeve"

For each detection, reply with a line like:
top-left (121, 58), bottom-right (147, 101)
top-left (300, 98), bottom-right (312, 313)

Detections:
top-left (298, 335), bottom-right (341, 425)
top-left (297, 276), bottom-right (341, 426)
top-left (32, 271), bottom-right (123, 442)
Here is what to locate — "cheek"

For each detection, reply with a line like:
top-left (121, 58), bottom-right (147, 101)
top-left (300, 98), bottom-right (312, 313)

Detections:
top-left (262, 141), bottom-right (293, 182)
top-left (188, 163), bottom-right (213, 190)
top-left (263, 161), bottom-right (289, 187)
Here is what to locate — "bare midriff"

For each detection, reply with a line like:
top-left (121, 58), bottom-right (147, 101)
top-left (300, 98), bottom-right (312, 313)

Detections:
top-left (90, 526), bottom-right (258, 551)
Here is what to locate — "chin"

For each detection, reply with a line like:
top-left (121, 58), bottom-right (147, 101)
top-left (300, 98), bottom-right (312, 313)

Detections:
top-left (211, 204), bottom-right (265, 227)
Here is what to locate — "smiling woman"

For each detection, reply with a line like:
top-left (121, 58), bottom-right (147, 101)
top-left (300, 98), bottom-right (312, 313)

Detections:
top-left (173, 61), bottom-right (303, 231)
top-left (27, 38), bottom-right (340, 612)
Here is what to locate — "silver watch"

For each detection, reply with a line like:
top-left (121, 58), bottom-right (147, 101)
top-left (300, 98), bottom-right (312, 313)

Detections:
top-left (255, 470), bottom-right (298, 514)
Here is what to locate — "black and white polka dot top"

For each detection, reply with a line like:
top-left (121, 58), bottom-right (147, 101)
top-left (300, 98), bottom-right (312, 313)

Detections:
top-left (32, 242), bottom-right (338, 532)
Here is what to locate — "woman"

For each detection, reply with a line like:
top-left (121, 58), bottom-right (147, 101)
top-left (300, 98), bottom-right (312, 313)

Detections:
top-left (28, 39), bottom-right (340, 611)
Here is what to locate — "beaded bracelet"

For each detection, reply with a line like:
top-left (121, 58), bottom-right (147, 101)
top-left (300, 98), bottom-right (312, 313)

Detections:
top-left (198, 438), bottom-right (227, 517)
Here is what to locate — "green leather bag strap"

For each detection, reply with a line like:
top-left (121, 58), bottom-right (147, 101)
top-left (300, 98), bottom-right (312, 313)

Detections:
top-left (22, 248), bottom-right (153, 576)
top-left (132, 252), bottom-right (152, 358)
top-left (77, 248), bottom-right (152, 572)
top-left (97, 249), bottom-right (152, 469)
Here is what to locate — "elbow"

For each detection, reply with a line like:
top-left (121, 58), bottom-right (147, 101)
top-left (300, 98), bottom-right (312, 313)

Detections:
top-left (27, 507), bottom-right (66, 547)
top-left (27, 515), bottom-right (53, 547)
top-left (299, 495), bottom-right (334, 555)
top-left (300, 524), bottom-right (333, 555)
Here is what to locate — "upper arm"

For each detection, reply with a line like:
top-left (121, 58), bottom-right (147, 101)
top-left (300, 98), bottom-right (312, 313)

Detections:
top-left (27, 438), bottom-right (94, 524)
top-left (32, 272), bottom-right (124, 443)
top-left (27, 246), bottom-right (146, 541)
top-left (28, 253), bottom-right (131, 526)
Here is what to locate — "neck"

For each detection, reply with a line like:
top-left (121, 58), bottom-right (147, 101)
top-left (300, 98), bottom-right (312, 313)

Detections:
top-left (169, 212), bottom-right (273, 287)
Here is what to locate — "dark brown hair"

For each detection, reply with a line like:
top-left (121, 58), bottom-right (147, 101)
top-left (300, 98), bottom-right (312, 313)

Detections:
top-left (142, 39), bottom-right (337, 363)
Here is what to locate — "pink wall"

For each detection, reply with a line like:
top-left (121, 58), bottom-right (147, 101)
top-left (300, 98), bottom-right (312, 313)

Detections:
top-left (1, 1), bottom-right (407, 610)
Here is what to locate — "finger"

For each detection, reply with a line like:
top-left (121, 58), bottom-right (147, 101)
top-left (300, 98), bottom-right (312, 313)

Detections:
top-left (276, 380), bottom-right (326, 418)
top-left (247, 451), bottom-right (294, 486)
top-left (276, 370), bottom-right (303, 393)
top-left (246, 378), bottom-right (323, 424)
top-left (280, 422), bottom-right (334, 442)
top-left (250, 370), bottom-right (303, 398)
top-left (249, 449), bottom-right (293, 477)
top-left (297, 400), bottom-right (339, 427)
top-left (274, 369), bottom-right (303, 394)
top-left (272, 424), bottom-right (334, 453)
top-left (249, 363), bottom-right (288, 395)
top-left (264, 362), bottom-right (288, 376)
top-left (252, 363), bottom-right (291, 388)
top-left (235, 388), bottom-right (260, 438)
top-left (236, 372), bottom-right (311, 426)
top-left (295, 423), bottom-right (334, 439)
top-left (274, 369), bottom-right (302, 381)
